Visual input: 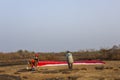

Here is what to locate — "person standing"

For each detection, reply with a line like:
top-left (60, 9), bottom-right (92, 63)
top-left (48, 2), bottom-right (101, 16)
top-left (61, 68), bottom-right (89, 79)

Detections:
top-left (66, 51), bottom-right (74, 69)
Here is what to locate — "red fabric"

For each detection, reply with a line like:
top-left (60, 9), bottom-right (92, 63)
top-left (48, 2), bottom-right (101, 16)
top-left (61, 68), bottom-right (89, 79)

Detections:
top-left (37, 61), bottom-right (66, 66)
top-left (37, 60), bottom-right (105, 66)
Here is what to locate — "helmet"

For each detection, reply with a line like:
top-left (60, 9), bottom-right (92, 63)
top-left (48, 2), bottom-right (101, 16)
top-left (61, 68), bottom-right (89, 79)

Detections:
top-left (35, 53), bottom-right (39, 57)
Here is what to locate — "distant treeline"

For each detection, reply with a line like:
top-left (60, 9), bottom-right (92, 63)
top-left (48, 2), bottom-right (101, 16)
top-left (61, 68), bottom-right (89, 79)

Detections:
top-left (0, 45), bottom-right (120, 61)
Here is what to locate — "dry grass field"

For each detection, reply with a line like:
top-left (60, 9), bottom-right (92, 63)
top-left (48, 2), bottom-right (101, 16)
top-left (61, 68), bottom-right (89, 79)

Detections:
top-left (0, 61), bottom-right (120, 80)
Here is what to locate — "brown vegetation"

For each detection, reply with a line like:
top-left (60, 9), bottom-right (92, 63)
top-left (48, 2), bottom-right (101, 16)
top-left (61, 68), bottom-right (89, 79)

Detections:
top-left (0, 45), bottom-right (120, 80)
top-left (0, 45), bottom-right (120, 66)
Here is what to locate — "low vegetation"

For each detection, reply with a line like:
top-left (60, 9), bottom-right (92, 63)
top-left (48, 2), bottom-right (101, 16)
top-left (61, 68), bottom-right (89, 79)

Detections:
top-left (0, 45), bottom-right (120, 66)
top-left (0, 45), bottom-right (120, 80)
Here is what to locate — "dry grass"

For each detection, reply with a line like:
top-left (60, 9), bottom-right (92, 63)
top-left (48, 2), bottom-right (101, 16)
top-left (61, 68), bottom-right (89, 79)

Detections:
top-left (0, 61), bottom-right (120, 80)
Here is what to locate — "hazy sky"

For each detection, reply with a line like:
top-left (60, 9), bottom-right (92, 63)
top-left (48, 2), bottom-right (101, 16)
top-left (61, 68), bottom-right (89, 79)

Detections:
top-left (0, 0), bottom-right (120, 52)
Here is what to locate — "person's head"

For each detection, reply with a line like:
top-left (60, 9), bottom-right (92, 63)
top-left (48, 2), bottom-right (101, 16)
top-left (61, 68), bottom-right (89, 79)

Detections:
top-left (35, 53), bottom-right (39, 57)
top-left (66, 51), bottom-right (70, 53)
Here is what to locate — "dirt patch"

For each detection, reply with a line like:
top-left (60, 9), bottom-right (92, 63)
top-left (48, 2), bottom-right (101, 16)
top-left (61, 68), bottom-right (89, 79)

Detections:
top-left (17, 68), bottom-right (29, 72)
top-left (22, 76), bottom-right (28, 79)
top-left (0, 61), bottom-right (26, 67)
top-left (45, 76), bottom-right (79, 80)
top-left (0, 70), bottom-right (5, 73)
top-left (0, 74), bottom-right (21, 80)
top-left (37, 68), bottom-right (79, 74)
top-left (95, 65), bottom-right (104, 70)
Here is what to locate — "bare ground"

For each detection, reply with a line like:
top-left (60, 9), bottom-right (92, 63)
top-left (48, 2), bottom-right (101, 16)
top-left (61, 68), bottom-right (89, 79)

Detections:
top-left (0, 61), bottom-right (120, 80)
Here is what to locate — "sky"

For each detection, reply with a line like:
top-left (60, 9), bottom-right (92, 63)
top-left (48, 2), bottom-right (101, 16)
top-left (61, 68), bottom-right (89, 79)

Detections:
top-left (0, 0), bottom-right (120, 52)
